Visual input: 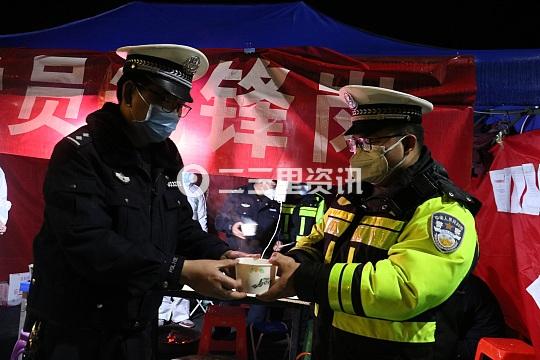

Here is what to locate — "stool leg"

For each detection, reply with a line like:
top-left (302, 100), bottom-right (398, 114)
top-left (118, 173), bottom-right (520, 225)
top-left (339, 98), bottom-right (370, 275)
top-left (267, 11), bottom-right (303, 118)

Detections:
top-left (282, 333), bottom-right (291, 360)
top-left (236, 321), bottom-right (249, 360)
top-left (250, 324), bottom-right (258, 360)
top-left (473, 349), bottom-right (481, 360)
top-left (255, 334), bottom-right (264, 360)
top-left (197, 322), bottom-right (213, 355)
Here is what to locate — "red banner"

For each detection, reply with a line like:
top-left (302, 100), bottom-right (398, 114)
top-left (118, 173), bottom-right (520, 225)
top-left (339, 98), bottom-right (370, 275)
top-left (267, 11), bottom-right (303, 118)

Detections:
top-left (0, 47), bottom-right (475, 186)
top-left (471, 130), bottom-right (540, 354)
top-left (0, 47), bottom-right (475, 281)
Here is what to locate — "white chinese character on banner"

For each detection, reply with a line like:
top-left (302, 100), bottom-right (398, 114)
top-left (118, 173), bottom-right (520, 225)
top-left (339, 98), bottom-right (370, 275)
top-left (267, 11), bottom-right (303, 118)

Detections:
top-left (314, 71), bottom-right (395, 163)
top-left (9, 56), bottom-right (87, 136)
top-left (200, 59), bottom-right (294, 158)
top-left (104, 67), bottom-right (123, 103)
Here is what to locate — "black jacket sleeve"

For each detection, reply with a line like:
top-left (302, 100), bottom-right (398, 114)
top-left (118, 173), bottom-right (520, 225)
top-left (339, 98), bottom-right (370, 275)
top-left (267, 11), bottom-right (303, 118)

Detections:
top-left (44, 140), bottom-right (228, 296)
top-left (456, 275), bottom-right (507, 360)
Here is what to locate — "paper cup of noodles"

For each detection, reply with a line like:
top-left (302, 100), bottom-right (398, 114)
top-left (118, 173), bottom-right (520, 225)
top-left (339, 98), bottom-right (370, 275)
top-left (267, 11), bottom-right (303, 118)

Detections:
top-left (235, 257), bottom-right (276, 295)
top-left (240, 222), bottom-right (258, 236)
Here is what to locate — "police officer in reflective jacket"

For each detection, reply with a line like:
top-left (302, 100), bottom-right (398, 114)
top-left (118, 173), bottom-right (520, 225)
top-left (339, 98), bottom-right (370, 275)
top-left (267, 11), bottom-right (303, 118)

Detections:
top-left (24, 44), bottom-right (251, 360)
top-left (259, 86), bottom-right (482, 360)
top-left (274, 183), bottom-right (327, 253)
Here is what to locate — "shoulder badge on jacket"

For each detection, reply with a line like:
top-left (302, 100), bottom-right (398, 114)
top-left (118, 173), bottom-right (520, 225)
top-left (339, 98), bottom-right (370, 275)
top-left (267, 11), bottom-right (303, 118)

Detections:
top-left (65, 128), bottom-right (92, 147)
top-left (430, 212), bottom-right (465, 253)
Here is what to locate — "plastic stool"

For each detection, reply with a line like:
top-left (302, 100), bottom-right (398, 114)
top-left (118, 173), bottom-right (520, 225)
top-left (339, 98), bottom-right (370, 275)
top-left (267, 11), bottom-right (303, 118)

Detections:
top-left (10, 331), bottom-right (29, 360)
top-left (197, 305), bottom-right (248, 360)
top-left (474, 337), bottom-right (536, 360)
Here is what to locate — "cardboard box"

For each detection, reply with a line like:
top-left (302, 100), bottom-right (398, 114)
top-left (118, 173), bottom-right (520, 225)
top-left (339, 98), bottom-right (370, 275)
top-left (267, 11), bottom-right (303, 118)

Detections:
top-left (0, 272), bottom-right (31, 306)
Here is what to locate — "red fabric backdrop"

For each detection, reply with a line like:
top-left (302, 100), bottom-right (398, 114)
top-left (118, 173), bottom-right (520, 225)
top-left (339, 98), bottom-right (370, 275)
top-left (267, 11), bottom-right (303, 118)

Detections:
top-left (0, 154), bottom-right (47, 281)
top-left (471, 130), bottom-right (540, 354)
top-left (0, 47), bottom-right (475, 284)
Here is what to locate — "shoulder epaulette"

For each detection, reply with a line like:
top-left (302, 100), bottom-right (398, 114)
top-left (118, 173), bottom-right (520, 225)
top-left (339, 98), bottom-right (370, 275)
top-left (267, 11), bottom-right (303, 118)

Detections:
top-left (64, 127), bottom-right (92, 148)
top-left (437, 178), bottom-right (481, 216)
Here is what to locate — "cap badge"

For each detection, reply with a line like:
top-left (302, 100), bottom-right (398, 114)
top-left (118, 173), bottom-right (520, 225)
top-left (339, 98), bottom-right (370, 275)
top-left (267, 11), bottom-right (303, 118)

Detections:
top-left (182, 56), bottom-right (201, 75)
top-left (343, 92), bottom-right (359, 116)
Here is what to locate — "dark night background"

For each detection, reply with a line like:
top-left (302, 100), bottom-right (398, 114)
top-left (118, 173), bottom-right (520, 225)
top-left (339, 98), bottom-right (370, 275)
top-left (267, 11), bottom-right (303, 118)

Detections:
top-left (2, 1), bottom-right (538, 50)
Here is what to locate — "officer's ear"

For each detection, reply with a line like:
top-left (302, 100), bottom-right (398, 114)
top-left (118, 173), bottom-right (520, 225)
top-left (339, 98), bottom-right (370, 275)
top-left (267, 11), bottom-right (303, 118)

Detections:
top-left (123, 81), bottom-right (136, 107)
top-left (402, 134), bottom-right (417, 155)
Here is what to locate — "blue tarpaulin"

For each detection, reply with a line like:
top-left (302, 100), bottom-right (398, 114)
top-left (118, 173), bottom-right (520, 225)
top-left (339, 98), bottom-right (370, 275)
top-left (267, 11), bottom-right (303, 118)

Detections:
top-left (1, 1), bottom-right (539, 109)
top-left (0, 2), bottom-right (455, 56)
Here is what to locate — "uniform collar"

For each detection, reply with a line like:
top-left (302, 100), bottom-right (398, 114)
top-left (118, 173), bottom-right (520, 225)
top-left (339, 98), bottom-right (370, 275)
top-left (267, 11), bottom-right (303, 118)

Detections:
top-left (362, 147), bottom-right (448, 219)
top-left (383, 146), bottom-right (437, 194)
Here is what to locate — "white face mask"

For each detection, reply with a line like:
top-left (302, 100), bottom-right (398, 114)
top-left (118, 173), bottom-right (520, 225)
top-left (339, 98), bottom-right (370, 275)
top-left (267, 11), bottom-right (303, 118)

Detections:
top-left (349, 136), bottom-right (408, 184)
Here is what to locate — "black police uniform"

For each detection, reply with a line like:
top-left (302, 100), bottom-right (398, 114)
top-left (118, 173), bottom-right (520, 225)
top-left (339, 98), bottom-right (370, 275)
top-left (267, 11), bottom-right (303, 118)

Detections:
top-left (25, 103), bottom-right (230, 359)
top-left (438, 274), bottom-right (506, 360)
top-left (215, 183), bottom-right (280, 254)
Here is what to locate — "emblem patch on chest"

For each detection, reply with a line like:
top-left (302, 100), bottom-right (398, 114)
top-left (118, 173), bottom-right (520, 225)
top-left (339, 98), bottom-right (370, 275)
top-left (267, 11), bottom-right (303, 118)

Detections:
top-left (430, 212), bottom-right (465, 253)
top-left (114, 172), bottom-right (130, 184)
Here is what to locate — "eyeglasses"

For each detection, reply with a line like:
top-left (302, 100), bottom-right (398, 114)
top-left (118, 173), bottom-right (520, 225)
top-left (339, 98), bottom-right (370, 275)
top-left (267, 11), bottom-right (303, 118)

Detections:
top-left (345, 134), bottom-right (405, 153)
top-left (135, 84), bottom-right (192, 118)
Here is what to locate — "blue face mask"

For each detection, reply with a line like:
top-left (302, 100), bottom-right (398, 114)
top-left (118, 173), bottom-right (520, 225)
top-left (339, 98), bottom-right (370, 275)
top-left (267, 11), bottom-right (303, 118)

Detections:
top-left (141, 104), bottom-right (179, 142)
top-left (133, 86), bottom-right (180, 143)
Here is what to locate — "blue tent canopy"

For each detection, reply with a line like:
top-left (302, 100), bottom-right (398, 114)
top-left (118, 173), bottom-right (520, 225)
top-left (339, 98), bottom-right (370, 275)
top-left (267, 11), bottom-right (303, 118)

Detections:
top-left (0, 2), bottom-right (455, 56)
top-left (472, 49), bottom-right (540, 106)
top-left (1, 1), bottom-right (539, 108)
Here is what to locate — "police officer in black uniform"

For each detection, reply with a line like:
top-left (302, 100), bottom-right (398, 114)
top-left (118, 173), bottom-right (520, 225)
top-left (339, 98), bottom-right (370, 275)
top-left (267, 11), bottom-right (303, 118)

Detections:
top-left (215, 179), bottom-right (280, 254)
top-left (24, 44), bottom-right (252, 360)
top-left (214, 179), bottom-right (281, 327)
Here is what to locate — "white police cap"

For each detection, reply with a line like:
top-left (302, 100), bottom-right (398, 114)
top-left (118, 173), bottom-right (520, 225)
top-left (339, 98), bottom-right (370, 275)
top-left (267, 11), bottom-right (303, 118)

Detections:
top-left (116, 44), bottom-right (209, 102)
top-left (339, 85), bottom-right (433, 135)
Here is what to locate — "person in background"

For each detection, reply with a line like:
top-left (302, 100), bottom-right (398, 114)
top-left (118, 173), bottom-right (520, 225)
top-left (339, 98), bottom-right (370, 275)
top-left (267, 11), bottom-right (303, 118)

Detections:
top-left (214, 178), bottom-right (281, 336)
top-left (260, 85), bottom-right (482, 360)
top-left (0, 165), bottom-right (11, 235)
top-left (215, 178), bottom-right (280, 255)
top-left (24, 44), bottom-right (253, 360)
top-left (181, 171), bottom-right (208, 231)
top-left (442, 274), bottom-right (507, 360)
top-left (158, 171), bottom-right (208, 328)
top-left (274, 183), bottom-right (327, 253)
